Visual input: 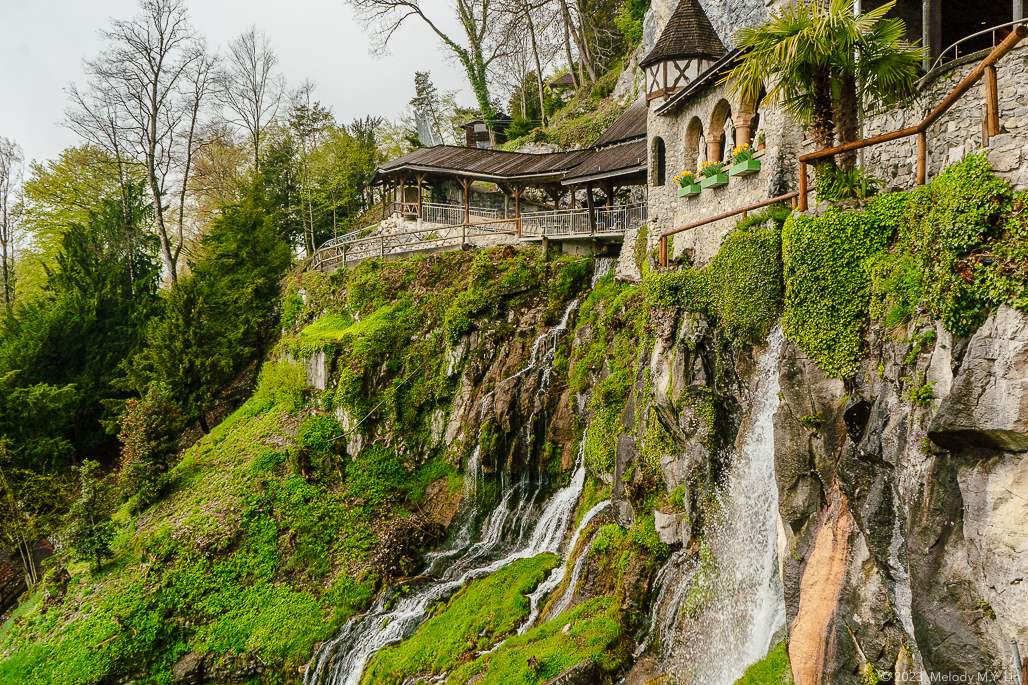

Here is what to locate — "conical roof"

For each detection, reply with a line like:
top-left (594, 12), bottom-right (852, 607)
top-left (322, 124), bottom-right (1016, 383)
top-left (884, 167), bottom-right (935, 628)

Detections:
top-left (639, 0), bottom-right (726, 68)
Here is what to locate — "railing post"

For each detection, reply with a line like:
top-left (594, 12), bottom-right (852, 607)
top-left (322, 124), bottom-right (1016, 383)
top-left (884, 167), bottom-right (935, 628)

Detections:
top-left (916, 131), bottom-right (927, 185)
top-left (659, 236), bottom-right (667, 267)
top-left (380, 237), bottom-right (384, 258)
top-left (798, 162), bottom-right (808, 211)
top-left (985, 65), bottom-right (1000, 140)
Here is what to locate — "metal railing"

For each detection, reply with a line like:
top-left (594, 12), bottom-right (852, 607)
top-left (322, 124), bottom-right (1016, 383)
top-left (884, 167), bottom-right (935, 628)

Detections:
top-left (520, 203), bottom-right (647, 238)
top-left (931, 20), bottom-right (1027, 72)
top-left (421, 201), bottom-right (499, 225)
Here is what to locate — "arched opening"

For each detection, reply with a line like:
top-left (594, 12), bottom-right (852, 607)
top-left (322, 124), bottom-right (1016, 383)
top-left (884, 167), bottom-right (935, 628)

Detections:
top-left (940, 0), bottom-right (1015, 59)
top-left (652, 137), bottom-right (666, 186)
top-left (708, 100), bottom-right (734, 163)
top-left (684, 117), bottom-right (705, 173)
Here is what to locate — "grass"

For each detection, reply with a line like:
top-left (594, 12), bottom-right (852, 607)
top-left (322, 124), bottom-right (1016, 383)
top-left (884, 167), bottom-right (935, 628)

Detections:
top-left (447, 596), bottom-right (628, 685)
top-left (299, 312), bottom-right (355, 340)
top-left (359, 555), bottom-right (560, 684)
top-left (733, 641), bottom-right (794, 685)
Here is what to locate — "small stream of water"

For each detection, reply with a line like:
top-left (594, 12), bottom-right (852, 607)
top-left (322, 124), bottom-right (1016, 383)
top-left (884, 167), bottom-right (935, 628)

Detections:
top-left (304, 301), bottom-right (582, 685)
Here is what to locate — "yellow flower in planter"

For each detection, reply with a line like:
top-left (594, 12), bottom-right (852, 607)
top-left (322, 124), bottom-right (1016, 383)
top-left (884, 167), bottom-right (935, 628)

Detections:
top-left (731, 144), bottom-right (755, 164)
top-left (674, 170), bottom-right (697, 188)
top-left (699, 160), bottom-right (725, 178)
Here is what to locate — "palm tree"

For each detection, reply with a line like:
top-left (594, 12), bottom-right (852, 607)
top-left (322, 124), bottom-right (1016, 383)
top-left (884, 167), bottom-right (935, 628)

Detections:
top-left (726, 0), bottom-right (923, 169)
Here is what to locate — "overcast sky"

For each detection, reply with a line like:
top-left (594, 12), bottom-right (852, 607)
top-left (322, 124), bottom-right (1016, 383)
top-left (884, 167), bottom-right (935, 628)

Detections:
top-left (0, 0), bottom-right (473, 166)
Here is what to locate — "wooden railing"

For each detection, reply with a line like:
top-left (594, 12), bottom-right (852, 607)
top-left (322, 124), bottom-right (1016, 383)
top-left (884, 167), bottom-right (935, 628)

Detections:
top-left (658, 25), bottom-right (1026, 267)
top-left (798, 25), bottom-right (1027, 211)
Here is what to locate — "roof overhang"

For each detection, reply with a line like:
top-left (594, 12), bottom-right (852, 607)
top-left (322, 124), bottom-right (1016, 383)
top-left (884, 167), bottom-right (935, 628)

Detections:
top-left (561, 164), bottom-right (647, 186)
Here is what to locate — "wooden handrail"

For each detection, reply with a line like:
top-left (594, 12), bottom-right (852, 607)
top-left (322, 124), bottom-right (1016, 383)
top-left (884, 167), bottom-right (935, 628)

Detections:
top-left (798, 24), bottom-right (1027, 210)
top-left (658, 192), bottom-right (799, 266)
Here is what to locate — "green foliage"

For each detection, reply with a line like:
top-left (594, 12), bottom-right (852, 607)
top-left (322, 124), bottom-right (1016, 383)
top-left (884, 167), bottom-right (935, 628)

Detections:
top-left (591, 524), bottom-right (627, 554)
top-left (250, 358), bottom-right (309, 414)
top-left (360, 555), bottom-right (560, 684)
top-left (444, 288), bottom-right (496, 342)
top-left (782, 194), bottom-right (904, 377)
top-left (127, 185), bottom-right (292, 432)
top-left (65, 460), bottom-right (115, 573)
top-left (448, 596), bottom-right (627, 685)
top-left (903, 376), bottom-right (935, 406)
top-left (816, 166), bottom-right (884, 201)
top-left (733, 641), bottom-right (795, 685)
top-left (506, 117), bottom-right (537, 140)
top-left (868, 152), bottom-right (1013, 337)
top-left (629, 514), bottom-right (669, 558)
top-left (118, 383), bottom-right (183, 512)
top-left (646, 219), bottom-right (785, 345)
top-left (299, 312), bottom-right (355, 341)
top-left (615, 0), bottom-right (650, 47)
top-left (799, 414), bottom-right (821, 430)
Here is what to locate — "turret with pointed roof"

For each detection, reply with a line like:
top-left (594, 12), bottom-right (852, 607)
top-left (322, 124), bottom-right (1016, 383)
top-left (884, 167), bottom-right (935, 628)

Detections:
top-left (640, 0), bottom-right (726, 103)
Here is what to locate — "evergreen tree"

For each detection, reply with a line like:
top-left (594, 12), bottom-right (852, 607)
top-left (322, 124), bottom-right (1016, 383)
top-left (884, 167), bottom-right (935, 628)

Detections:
top-left (66, 460), bottom-right (115, 573)
top-left (118, 383), bottom-right (183, 512)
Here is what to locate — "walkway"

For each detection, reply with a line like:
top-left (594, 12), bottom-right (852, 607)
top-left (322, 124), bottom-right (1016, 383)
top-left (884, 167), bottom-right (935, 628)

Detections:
top-left (308, 202), bottom-right (647, 271)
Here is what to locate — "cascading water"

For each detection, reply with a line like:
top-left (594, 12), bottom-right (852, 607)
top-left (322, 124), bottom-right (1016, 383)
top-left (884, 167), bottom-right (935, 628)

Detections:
top-left (645, 326), bottom-right (786, 684)
top-left (304, 300), bottom-right (583, 685)
top-left (592, 257), bottom-right (616, 286)
top-left (540, 499), bottom-right (612, 625)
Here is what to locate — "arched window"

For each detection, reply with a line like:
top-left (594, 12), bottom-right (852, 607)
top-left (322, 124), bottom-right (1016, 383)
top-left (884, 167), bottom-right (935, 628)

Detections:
top-left (685, 117), bottom-right (704, 173)
top-left (653, 137), bottom-right (666, 187)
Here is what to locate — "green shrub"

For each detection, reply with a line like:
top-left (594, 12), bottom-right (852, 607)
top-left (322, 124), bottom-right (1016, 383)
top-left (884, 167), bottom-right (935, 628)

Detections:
top-left (734, 640), bottom-right (794, 685)
top-left (250, 358), bottom-right (309, 414)
top-left (118, 383), bottom-right (183, 512)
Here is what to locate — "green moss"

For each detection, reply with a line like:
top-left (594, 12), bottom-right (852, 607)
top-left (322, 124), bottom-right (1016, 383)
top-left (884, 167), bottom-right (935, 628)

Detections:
top-left (250, 358), bottom-right (310, 414)
top-left (299, 312), bottom-right (355, 341)
top-left (360, 555), bottom-right (560, 684)
top-left (448, 596), bottom-right (627, 685)
top-left (733, 641), bottom-right (794, 685)
top-left (646, 221), bottom-right (784, 345)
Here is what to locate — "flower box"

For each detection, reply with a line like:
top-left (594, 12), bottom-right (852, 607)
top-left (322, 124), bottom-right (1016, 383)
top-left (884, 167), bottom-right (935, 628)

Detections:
top-left (677, 184), bottom-right (701, 197)
top-left (699, 173), bottom-right (729, 189)
top-left (729, 159), bottom-right (761, 177)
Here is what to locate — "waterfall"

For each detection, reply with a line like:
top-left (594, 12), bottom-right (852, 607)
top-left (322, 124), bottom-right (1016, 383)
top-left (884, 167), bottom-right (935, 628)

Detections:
top-left (303, 300), bottom-right (582, 685)
top-left (646, 326), bottom-right (786, 684)
top-left (592, 257), bottom-right (616, 286)
top-left (532, 498), bottom-right (612, 628)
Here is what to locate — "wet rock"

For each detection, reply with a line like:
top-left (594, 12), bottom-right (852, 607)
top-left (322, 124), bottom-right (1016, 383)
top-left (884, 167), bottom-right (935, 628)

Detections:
top-left (928, 305), bottom-right (1028, 453)
top-left (172, 652), bottom-right (204, 685)
top-left (653, 510), bottom-right (682, 545)
top-left (541, 659), bottom-right (607, 685)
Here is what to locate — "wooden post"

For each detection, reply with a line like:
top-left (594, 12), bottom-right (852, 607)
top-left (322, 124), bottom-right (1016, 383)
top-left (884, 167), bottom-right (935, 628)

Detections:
top-left (985, 65), bottom-right (1000, 139)
top-left (542, 235), bottom-right (550, 260)
top-left (514, 186), bottom-right (522, 238)
top-left (461, 178), bottom-right (471, 226)
top-left (380, 237), bottom-right (385, 258)
top-left (918, 136), bottom-right (929, 184)
top-left (586, 182), bottom-right (596, 235)
top-left (381, 180), bottom-right (388, 218)
top-left (659, 235), bottom-right (667, 267)
top-left (983, 104), bottom-right (991, 149)
top-left (798, 162), bottom-right (808, 211)
top-left (416, 175), bottom-right (424, 217)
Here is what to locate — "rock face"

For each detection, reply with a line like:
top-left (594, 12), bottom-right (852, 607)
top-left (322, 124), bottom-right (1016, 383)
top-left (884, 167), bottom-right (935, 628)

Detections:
top-left (929, 305), bottom-right (1028, 452)
top-left (772, 307), bottom-right (1028, 684)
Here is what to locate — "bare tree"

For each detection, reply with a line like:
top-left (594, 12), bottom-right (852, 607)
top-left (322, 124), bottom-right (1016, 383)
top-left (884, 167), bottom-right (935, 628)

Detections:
top-left (347, 0), bottom-right (508, 132)
top-left (0, 137), bottom-right (23, 307)
top-left (66, 0), bottom-right (212, 285)
top-left (220, 26), bottom-right (284, 172)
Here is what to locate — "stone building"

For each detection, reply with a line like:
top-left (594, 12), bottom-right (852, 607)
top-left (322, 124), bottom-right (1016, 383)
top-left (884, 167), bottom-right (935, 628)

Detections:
top-left (628, 0), bottom-right (1028, 270)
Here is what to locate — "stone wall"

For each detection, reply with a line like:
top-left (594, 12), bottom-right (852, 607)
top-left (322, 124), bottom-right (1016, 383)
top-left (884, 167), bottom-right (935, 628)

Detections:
top-left (863, 43), bottom-right (1028, 190)
top-left (645, 80), bottom-right (804, 267)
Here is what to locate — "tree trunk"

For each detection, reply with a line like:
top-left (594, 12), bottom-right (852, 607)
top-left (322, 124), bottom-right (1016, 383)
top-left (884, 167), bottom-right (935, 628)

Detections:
top-left (810, 68), bottom-right (837, 167)
top-left (199, 412), bottom-right (210, 435)
top-left (836, 72), bottom-right (860, 170)
top-left (524, 0), bottom-right (548, 126)
top-left (561, 1), bottom-right (579, 89)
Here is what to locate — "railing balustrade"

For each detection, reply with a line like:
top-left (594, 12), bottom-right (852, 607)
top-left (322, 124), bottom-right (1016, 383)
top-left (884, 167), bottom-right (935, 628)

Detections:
top-left (930, 20), bottom-right (1028, 72)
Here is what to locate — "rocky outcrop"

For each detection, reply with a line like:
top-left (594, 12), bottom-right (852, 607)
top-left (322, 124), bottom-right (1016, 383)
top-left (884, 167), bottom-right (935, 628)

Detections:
top-left (542, 659), bottom-right (608, 685)
top-left (929, 305), bottom-right (1028, 452)
top-left (773, 306), bottom-right (1028, 684)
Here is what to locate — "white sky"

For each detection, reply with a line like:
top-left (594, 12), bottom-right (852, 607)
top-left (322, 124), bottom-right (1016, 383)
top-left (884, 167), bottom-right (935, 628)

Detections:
top-left (0, 0), bottom-right (474, 166)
